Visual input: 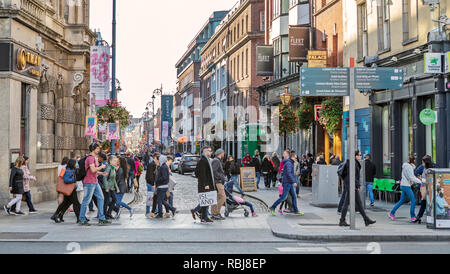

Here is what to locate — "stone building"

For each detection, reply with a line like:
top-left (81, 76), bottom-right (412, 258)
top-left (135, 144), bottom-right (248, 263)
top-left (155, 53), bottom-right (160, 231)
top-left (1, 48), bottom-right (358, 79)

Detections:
top-left (0, 0), bottom-right (96, 206)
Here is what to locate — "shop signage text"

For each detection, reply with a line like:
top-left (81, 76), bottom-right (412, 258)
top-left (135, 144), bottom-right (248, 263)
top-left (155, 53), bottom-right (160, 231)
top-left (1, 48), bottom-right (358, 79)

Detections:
top-left (16, 48), bottom-right (41, 77)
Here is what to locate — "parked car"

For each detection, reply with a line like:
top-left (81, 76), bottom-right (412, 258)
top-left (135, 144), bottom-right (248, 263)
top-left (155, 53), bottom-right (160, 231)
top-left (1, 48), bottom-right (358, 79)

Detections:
top-left (171, 157), bottom-right (182, 172)
top-left (178, 155), bottom-right (201, 175)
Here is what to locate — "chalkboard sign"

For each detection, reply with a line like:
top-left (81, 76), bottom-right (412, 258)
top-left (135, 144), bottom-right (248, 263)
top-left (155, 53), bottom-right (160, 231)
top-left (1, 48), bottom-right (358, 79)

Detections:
top-left (240, 167), bottom-right (257, 192)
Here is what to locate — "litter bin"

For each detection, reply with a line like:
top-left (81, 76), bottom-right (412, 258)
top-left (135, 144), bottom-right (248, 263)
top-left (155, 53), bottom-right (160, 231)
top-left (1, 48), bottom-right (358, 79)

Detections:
top-left (310, 164), bottom-right (339, 208)
top-left (425, 169), bottom-right (450, 229)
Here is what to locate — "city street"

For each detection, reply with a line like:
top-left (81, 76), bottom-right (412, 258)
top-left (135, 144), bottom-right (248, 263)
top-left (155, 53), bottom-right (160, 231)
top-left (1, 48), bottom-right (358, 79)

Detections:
top-left (0, 172), bottom-right (450, 254)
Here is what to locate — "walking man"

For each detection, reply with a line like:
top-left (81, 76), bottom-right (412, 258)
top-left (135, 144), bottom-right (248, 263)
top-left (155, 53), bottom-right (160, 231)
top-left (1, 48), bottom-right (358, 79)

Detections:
top-left (364, 154), bottom-right (376, 207)
top-left (211, 149), bottom-right (227, 221)
top-left (126, 152), bottom-right (136, 192)
top-left (78, 143), bottom-right (111, 226)
top-left (339, 150), bottom-right (376, 227)
top-left (145, 152), bottom-right (159, 217)
top-left (250, 150), bottom-right (262, 189)
top-left (194, 146), bottom-right (215, 223)
top-left (155, 156), bottom-right (176, 219)
top-left (269, 150), bottom-right (304, 216)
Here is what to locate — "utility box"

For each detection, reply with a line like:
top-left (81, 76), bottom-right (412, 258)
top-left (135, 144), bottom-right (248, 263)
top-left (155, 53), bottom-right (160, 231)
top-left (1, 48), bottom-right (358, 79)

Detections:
top-left (311, 164), bottom-right (339, 208)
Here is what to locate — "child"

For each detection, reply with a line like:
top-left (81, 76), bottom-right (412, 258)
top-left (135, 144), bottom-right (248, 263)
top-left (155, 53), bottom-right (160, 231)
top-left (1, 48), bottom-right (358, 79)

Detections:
top-left (224, 181), bottom-right (258, 217)
top-left (278, 182), bottom-right (289, 214)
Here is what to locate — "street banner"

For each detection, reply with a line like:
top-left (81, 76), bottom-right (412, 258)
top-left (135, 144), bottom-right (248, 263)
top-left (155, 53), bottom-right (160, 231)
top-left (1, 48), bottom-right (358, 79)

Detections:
top-left (240, 167), bottom-right (257, 192)
top-left (289, 26), bottom-right (310, 62)
top-left (154, 128), bottom-right (160, 142)
top-left (256, 45), bottom-right (274, 76)
top-left (107, 123), bottom-right (120, 140)
top-left (198, 191), bottom-right (218, 207)
top-left (162, 121), bottom-right (169, 138)
top-left (85, 116), bottom-right (98, 137)
top-left (161, 95), bottom-right (173, 145)
top-left (90, 46), bottom-right (111, 106)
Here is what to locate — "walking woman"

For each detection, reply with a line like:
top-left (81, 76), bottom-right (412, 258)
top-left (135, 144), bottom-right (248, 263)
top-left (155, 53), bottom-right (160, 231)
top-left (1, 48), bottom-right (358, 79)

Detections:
top-left (4, 157), bottom-right (25, 215)
top-left (20, 156), bottom-right (38, 213)
top-left (271, 153), bottom-right (280, 187)
top-left (389, 155), bottom-right (422, 222)
top-left (414, 156), bottom-right (435, 223)
top-left (57, 157), bottom-right (69, 205)
top-left (261, 155), bottom-right (274, 188)
top-left (103, 156), bottom-right (120, 220)
top-left (115, 157), bottom-right (134, 218)
top-left (51, 159), bottom-right (80, 223)
top-left (134, 156), bottom-right (143, 192)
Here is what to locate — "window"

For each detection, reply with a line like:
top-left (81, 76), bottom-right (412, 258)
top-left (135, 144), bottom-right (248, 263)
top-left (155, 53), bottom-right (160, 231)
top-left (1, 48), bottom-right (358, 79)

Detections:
top-left (246, 49), bottom-right (249, 76)
top-left (246, 15), bottom-right (249, 33)
top-left (237, 55), bottom-right (240, 81)
top-left (242, 52), bottom-right (244, 79)
top-left (220, 66), bottom-right (227, 89)
top-left (260, 11), bottom-right (265, 32)
top-left (230, 60), bottom-right (233, 82)
top-left (401, 102), bottom-right (413, 163)
top-left (242, 19), bottom-right (244, 35)
top-left (273, 0), bottom-right (280, 18)
top-left (237, 24), bottom-right (240, 39)
top-left (425, 98), bottom-right (437, 163)
top-left (281, 0), bottom-right (289, 14)
top-left (322, 0), bottom-right (326, 8)
top-left (402, 0), bottom-right (418, 42)
top-left (357, 3), bottom-right (368, 59)
top-left (382, 105), bottom-right (391, 175)
top-left (273, 37), bottom-right (290, 80)
top-left (377, 0), bottom-right (390, 51)
top-left (211, 71), bottom-right (216, 95)
top-left (234, 27), bottom-right (236, 42)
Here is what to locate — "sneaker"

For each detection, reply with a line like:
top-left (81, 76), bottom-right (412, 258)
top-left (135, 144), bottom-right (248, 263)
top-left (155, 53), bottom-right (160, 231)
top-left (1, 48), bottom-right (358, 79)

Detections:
top-left (388, 213), bottom-right (396, 221)
top-left (98, 219), bottom-right (112, 226)
top-left (269, 208), bottom-right (276, 216)
top-left (411, 217), bottom-right (417, 222)
top-left (337, 211), bottom-right (342, 215)
top-left (78, 221), bottom-right (91, 226)
top-left (283, 209), bottom-right (291, 213)
top-left (29, 210), bottom-right (38, 214)
top-left (216, 214), bottom-right (225, 220)
top-left (3, 205), bottom-right (10, 215)
top-left (190, 209), bottom-right (197, 220)
top-left (129, 208), bottom-right (134, 218)
top-left (294, 212), bottom-right (305, 216)
top-left (164, 213), bottom-right (171, 219)
top-left (14, 211), bottom-right (25, 216)
top-left (201, 218), bottom-right (213, 223)
top-left (278, 210), bottom-right (283, 214)
top-left (252, 212), bottom-right (259, 217)
top-left (68, 208), bottom-right (74, 213)
top-left (370, 203), bottom-right (375, 207)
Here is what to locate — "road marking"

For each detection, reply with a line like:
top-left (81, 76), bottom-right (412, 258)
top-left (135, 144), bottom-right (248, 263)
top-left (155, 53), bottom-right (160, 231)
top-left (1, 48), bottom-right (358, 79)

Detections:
top-left (277, 247), bottom-right (329, 253)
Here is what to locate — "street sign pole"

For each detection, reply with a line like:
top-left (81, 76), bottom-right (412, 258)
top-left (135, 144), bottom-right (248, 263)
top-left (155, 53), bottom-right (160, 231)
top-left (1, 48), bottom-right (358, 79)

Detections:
top-left (349, 68), bottom-right (356, 230)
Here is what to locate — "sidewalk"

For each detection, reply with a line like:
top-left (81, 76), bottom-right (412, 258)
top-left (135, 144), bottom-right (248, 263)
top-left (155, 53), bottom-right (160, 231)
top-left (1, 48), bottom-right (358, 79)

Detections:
top-left (247, 184), bottom-right (450, 242)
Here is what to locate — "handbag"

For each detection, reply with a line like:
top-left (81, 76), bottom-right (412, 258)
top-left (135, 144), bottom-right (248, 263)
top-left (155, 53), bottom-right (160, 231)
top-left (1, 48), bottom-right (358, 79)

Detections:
top-left (134, 178), bottom-right (139, 188)
top-left (56, 177), bottom-right (75, 196)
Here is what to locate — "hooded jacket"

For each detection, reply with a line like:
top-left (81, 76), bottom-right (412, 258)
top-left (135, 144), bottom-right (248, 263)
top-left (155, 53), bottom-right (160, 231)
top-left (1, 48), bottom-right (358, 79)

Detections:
top-left (281, 158), bottom-right (297, 184)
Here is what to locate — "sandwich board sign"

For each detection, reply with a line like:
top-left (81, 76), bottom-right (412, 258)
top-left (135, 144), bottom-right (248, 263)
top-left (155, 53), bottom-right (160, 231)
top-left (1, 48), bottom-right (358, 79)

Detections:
top-left (240, 167), bottom-right (257, 192)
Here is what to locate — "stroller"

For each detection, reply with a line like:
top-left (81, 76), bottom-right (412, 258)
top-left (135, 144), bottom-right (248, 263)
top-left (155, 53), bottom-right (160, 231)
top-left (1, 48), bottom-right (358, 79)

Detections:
top-left (224, 180), bottom-right (250, 218)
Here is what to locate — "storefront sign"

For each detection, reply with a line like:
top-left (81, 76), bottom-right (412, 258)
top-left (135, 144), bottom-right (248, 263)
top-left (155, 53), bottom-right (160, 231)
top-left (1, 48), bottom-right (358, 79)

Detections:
top-left (420, 108), bottom-right (437, 125)
top-left (307, 50), bottom-right (327, 67)
top-left (289, 26), bottom-right (310, 62)
top-left (314, 105), bottom-right (322, 121)
top-left (15, 48), bottom-right (41, 78)
top-left (85, 116), bottom-right (98, 137)
top-left (300, 67), bottom-right (350, 96)
top-left (90, 46), bottom-right (111, 106)
top-left (256, 45), bottom-right (274, 76)
top-left (355, 68), bottom-right (404, 90)
top-left (424, 53), bottom-right (443, 74)
top-left (240, 167), bottom-right (257, 192)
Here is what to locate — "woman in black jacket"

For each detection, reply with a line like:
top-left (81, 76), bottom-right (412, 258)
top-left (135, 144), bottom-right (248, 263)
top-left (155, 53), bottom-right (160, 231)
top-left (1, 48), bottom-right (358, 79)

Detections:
top-left (114, 157), bottom-right (134, 218)
top-left (4, 157), bottom-right (25, 215)
top-left (261, 155), bottom-right (274, 188)
top-left (271, 153), bottom-right (280, 187)
top-left (51, 159), bottom-right (80, 223)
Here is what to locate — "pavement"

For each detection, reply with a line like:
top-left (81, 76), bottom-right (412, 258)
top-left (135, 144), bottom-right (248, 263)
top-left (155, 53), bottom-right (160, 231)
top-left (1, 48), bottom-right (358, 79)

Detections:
top-left (248, 182), bottom-right (450, 242)
top-left (2, 171), bottom-right (450, 244)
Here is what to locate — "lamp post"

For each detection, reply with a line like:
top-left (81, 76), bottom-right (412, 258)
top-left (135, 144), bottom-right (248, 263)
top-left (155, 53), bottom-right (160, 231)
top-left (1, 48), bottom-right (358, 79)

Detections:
top-left (110, 0), bottom-right (118, 155)
top-left (280, 86), bottom-right (293, 150)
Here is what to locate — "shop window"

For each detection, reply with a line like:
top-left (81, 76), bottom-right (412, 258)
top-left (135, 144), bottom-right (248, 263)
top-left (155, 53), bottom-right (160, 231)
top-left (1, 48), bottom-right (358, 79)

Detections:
top-left (401, 102), bottom-right (413, 163)
top-left (357, 3), bottom-right (368, 59)
top-left (382, 105), bottom-right (391, 175)
top-left (425, 98), bottom-right (437, 163)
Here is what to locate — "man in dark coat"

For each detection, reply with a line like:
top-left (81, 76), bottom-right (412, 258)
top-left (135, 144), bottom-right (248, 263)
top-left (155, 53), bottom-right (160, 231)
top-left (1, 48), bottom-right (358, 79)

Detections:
top-left (193, 146), bottom-right (215, 223)
top-left (145, 153), bottom-right (159, 217)
top-left (249, 150), bottom-right (262, 189)
top-left (126, 153), bottom-right (136, 192)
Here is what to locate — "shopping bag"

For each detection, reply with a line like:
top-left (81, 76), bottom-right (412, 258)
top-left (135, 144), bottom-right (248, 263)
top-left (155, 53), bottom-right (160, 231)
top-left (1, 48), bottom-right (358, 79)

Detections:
top-left (134, 178), bottom-right (139, 188)
top-left (56, 177), bottom-right (75, 196)
top-left (146, 190), bottom-right (154, 206)
top-left (198, 191), bottom-right (218, 207)
top-left (76, 181), bottom-right (84, 192)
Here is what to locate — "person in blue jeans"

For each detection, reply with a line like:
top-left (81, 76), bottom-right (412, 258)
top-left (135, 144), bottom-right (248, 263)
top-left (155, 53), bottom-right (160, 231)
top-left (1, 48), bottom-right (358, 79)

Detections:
top-left (269, 150), bottom-right (304, 216)
top-left (250, 151), bottom-right (262, 189)
top-left (389, 156), bottom-right (422, 222)
top-left (78, 143), bottom-right (111, 226)
top-left (115, 156), bottom-right (134, 218)
top-left (364, 154), bottom-right (377, 207)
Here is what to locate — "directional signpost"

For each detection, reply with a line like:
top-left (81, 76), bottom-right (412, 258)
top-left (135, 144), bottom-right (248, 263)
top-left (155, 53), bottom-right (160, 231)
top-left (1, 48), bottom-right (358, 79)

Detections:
top-left (300, 66), bottom-right (404, 230)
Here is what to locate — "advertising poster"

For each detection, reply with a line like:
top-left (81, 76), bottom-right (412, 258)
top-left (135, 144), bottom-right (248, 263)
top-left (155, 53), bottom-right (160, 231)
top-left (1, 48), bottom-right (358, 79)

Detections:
top-left (256, 45), bottom-right (274, 76)
top-left (85, 116), bottom-right (98, 137)
top-left (98, 123), bottom-right (107, 133)
top-left (240, 167), bottom-right (257, 192)
top-left (107, 123), bottom-right (120, 141)
top-left (289, 26), bottom-right (310, 62)
top-left (90, 46), bottom-right (111, 106)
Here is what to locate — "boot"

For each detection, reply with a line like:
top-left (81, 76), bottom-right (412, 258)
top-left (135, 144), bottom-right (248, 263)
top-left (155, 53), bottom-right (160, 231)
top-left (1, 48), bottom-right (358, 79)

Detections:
top-left (339, 220), bottom-right (350, 227)
top-left (364, 218), bottom-right (376, 227)
top-left (51, 214), bottom-right (61, 223)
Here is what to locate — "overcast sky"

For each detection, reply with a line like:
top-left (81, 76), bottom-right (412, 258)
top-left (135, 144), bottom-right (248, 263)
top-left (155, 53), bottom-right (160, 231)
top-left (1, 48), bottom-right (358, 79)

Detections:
top-left (89, 0), bottom-right (237, 117)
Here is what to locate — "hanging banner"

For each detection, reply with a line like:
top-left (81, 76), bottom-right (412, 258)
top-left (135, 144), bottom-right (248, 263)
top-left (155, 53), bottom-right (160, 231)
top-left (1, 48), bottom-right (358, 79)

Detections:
top-left (90, 46), bottom-right (111, 106)
top-left (289, 26), bottom-right (310, 62)
top-left (85, 116), bottom-right (98, 137)
top-left (162, 121), bottom-right (169, 139)
top-left (154, 128), bottom-right (160, 142)
top-left (107, 123), bottom-right (120, 141)
top-left (161, 95), bottom-right (173, 146)
top-left (98, 123), bottom-right (107, 133)
top-left (256, 45), bottom-right (274, 76)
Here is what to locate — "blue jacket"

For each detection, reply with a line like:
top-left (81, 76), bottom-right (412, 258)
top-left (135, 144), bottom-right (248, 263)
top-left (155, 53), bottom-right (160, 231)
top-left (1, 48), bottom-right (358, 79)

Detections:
top-left (414, 163), bottom-right (439, 177)
top-left (282, 159), bottom-right (296, 184)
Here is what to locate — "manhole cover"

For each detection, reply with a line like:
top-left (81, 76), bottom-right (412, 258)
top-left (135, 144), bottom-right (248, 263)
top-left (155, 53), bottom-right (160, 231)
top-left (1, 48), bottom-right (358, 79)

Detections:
top-left (0, 232), bottom-right (47, 240)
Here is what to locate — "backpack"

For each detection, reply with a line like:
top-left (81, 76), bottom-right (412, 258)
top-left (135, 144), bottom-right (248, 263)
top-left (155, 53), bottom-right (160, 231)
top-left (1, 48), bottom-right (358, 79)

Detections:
top-left (63, 169), bottom-right (75, 184)
top-left (76, 156), bottom-right (88, 182)
top-left (138, 163), bottom-right (144, 174)
top-left (337, 162), bottom-right (347, 180)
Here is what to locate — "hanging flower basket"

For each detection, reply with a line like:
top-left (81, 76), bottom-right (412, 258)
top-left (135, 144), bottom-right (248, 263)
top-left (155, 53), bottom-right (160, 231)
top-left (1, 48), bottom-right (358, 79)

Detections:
top-left (97, 99), bottom-right (131, 128)
top-left (296, 99), bottom-right (314, 130)
top-left (279, 104), bottom-right (298, 136)
top-left (319, 98), bottom-right (342, 135)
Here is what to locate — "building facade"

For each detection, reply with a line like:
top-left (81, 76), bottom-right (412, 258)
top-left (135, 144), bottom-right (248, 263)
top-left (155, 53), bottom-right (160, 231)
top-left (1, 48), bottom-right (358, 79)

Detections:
top-left (174, 11), bottom-right (228, 154)
top-left (343, 0), bottom-right (450, 179)
top-left (0, 0), bottom-right (96, 206)
top-left (200, 0), bottom-right (266, 159)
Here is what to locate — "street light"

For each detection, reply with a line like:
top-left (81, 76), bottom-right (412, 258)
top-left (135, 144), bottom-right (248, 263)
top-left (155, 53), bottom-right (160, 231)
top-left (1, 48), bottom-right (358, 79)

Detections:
top-left (280, 86), bottom-right (293, 150)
